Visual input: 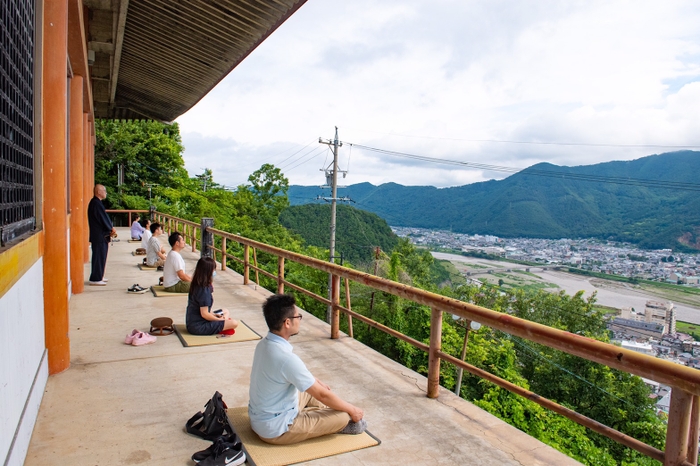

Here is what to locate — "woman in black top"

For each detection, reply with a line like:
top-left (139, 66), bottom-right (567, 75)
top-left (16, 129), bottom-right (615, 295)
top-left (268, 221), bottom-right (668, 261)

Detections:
top-left (186, 257), bottom-right (239, 335)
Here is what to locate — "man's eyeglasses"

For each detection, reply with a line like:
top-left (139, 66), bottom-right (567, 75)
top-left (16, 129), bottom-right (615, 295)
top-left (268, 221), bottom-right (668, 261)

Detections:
top-left (289, 314), bottom-right (303, 321)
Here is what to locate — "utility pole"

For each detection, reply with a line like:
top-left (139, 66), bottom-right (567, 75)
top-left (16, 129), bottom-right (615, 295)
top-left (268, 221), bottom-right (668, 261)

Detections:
top-left (318, 127), bottom-right (350, 323)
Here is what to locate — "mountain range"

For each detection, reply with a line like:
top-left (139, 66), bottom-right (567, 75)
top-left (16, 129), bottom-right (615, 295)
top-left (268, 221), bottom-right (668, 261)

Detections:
top-left (288, 151), bottom-right (700, 251)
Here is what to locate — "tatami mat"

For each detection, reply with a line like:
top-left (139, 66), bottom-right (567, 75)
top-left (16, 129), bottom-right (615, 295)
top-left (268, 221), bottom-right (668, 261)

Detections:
top-left (150, 285), bottom-right (187, 297)
top-left (174, 322), bottom-right (261, 347)
top-left (138, 263), bottom-right (158, 270)
top-left (227, 407), bottom-right (380, 466)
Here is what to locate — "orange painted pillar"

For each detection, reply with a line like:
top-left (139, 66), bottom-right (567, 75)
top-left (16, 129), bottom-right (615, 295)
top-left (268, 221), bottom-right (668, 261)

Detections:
top-left (42, 0), bottom-right (70, 374)
top-left (69, 76), bottom-right (85, 294)
top-left (83, 114), bottom-right (90, 263)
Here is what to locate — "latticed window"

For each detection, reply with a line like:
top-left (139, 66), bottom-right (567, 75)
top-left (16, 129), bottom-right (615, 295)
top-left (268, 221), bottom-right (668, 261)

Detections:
top-left (0, 0), bottom-right (35, 246)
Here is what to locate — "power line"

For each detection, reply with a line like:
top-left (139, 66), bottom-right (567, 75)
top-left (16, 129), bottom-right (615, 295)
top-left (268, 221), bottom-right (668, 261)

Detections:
top-left (278, 145), bottom-right (325, 171)
top-left (274, 139), bottom-right (318, 166)
top-left (285, 146), bottom-right (329, 173)
top-left (349, 143), bottom-right (700, 192)
top-left (344, 128), bottom-right (700, 149)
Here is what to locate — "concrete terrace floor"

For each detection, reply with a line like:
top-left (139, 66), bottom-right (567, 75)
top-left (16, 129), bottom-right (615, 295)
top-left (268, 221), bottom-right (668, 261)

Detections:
top-left (25, 227), bottom-right (581, 466)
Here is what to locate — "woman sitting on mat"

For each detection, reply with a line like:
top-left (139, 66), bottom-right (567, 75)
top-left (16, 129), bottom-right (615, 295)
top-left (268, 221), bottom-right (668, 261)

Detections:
top-left (186, 257), bottom-right (239, 335)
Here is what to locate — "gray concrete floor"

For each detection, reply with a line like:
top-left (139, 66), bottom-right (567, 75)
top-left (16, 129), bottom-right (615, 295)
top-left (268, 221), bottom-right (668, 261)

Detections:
top-left (25, 228), bottom-right (580, 465)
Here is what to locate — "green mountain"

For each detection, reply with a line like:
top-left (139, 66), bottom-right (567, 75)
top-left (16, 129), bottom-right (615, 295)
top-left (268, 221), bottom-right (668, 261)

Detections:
top-left (288, 151), bottom-right (700, 251)
top-left (279, 204), bottom-right (398, 264)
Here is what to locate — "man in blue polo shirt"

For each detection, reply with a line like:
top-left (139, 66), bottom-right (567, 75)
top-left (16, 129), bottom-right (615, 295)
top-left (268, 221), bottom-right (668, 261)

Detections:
top-left (248, 294), bottom-right (366, 444)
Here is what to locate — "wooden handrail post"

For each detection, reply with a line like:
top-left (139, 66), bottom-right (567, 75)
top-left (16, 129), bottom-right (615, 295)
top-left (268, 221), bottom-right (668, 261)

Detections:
top-left (243, 244), bottom-right (250, 285)
top-left (201, 218), bottom-right (214, 258)
top-left (665, 388), bottom-right (693, 465)
top-left (330, 274), bottom-right (341, 339)
top-left (344, 278), bottom-right (353, 338)
top-left (688, 395), bottom-right (700, 465)
top-left (192, 227), bottom-right (197, 253)
top-left (128, 211), bottom-right (132, 225)
top-left (253, 248), bottom-right (259, 285)
top-left (427, 307), bottom-right (443, 398)
top-left (277, 257), bottom-right (285, 294)
top-left (221, 237), bottom-right (227, 270)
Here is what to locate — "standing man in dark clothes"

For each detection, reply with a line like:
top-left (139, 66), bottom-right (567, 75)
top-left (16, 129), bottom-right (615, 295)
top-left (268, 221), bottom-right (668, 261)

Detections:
top-left (87, 184), bottom-right (116, 286)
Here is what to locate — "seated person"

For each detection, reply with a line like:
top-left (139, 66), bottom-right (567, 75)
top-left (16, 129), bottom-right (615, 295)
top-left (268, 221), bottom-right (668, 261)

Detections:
top-left (135, 219), bottom-right (151, 255)
top-left (186, 257), bottom-right (239, 335)
top-left (146, 223), bottom-right (167, 267)
top-left (162, 231), bottom-right (192, 293)
top-left (130, 214), bottom-right (146, 240)
top-left (140, 219), bottom-right (152, 249)
top-left (248, 294), bottom-right (366, 445)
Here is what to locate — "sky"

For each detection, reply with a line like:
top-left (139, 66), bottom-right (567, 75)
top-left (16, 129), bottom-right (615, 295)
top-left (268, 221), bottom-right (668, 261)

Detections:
top-left (176, 0), bottom-right (700, 190)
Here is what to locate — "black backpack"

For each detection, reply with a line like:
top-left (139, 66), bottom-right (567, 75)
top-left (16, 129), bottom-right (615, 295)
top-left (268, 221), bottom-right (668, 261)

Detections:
top-left (185, 391), bottom-right (234, 440)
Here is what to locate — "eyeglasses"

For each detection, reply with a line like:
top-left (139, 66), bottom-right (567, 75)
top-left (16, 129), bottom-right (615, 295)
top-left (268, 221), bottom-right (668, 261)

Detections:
top-left (289, 314), bottom-right (303, 321)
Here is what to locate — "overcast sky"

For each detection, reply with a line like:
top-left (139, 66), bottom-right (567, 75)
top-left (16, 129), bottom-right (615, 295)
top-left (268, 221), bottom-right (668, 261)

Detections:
top-left (176, 0), bottom-right (700, 190)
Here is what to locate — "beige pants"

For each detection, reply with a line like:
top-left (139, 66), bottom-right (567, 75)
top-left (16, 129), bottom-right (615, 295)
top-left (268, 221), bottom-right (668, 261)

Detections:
top-left (260, 391), bottom-right (350, 445)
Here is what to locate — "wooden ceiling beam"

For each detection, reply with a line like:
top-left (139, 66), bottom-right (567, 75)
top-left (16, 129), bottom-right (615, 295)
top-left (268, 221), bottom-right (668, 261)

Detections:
top-left (109, 0), bottom-right (129, 104)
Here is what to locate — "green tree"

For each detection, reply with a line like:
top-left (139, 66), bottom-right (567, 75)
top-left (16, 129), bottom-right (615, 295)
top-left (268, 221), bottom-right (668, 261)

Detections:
top-left (94, 120), bottom-right (187, 207)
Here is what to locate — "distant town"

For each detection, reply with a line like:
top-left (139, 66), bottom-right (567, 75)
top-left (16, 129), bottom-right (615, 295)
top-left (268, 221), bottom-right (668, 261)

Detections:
top-left (392, 226), bottom-right (700, 284)
top-left (393, 226), bottom-right (700, 415)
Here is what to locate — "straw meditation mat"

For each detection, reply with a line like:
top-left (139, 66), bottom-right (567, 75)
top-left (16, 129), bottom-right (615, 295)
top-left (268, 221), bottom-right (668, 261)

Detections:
top-left (150, 285), bottom-right (187, 297)
top-left (226, 407), bottom-right (380, 466)
top-left (138, 263), bottom-right (158, 270)
top-left (127, 239), bottom-right (141, 243)
top-left (174, 322), bottom-right (261, 347)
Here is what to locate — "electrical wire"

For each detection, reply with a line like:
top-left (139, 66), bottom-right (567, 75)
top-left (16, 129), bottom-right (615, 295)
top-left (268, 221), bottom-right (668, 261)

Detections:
top-left (273, 139), bottom-right (319, 166)
top-left (278, 145), bottom-right (326, 171)
top-left (285, 146), bottom-right (329, 173)
top-left (344, 128), bottom-right (700, 149)
top-left (348, 143), bottom-right (700, 192)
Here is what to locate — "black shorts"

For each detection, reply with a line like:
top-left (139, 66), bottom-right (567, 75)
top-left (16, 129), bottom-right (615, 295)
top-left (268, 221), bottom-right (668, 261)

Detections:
top-left (187, 320), bottom-right (225, 336)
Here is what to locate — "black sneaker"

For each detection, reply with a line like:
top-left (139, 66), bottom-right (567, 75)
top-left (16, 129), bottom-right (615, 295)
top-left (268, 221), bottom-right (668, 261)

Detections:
top-left (156, 265), bottom-right (164, 271)
top-left (198, 442), bottom-right (245, 466)
top-left (192, 435), bottom-right (242, 464)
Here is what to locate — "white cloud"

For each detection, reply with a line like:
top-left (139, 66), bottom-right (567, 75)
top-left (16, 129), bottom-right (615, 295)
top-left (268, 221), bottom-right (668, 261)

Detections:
top-left (177, 0), bottom-right (700, 188)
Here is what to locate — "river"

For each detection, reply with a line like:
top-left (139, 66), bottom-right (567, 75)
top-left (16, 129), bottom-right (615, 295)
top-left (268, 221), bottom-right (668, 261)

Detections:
top-left (431, 251), bottom-right (700, 325)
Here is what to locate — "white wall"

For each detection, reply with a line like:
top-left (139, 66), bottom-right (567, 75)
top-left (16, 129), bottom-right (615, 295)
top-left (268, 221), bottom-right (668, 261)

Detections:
top-left (1, 259), bottom-right (47, 466)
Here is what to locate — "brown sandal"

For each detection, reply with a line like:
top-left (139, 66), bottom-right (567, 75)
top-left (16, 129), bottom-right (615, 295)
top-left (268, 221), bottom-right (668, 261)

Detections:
top-left (149, 317), bottom-right (174, 336)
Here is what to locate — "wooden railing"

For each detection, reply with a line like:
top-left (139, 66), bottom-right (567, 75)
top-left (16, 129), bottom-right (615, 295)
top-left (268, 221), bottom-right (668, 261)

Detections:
top-left (148, 211), bottom-right (699, 466)
top-left (105, 209), bottom-right (149, 227)
top-left (151, 212), bottom-right (200, 253)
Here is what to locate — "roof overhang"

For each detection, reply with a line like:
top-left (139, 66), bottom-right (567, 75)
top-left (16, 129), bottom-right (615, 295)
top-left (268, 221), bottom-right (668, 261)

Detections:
top-left (85, 0), bottom-right (307, 122)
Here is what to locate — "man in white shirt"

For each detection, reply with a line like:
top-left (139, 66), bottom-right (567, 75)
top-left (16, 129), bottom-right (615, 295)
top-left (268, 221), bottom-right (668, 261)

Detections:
top-left (140, 219), bottom-right (152, 250)
top-left (146, 223), bottom-right (167, 267)
top-left (248, 294), bottom-right (366, 445)
top-left (163, 231), bottom-right (192, 292)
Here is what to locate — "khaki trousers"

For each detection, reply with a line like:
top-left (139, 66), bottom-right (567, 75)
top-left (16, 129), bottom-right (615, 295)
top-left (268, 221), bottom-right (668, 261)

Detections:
top-left (260, 391), bottom-right (350, 445)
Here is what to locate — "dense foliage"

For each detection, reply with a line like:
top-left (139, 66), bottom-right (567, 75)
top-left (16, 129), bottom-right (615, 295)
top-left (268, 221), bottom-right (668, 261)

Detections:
top-left (279, 204), bottom-right (399, 265)
top-left (95, 121), bottom-right (668, 465)
top-left (289, 151), bottom-right (700, 251)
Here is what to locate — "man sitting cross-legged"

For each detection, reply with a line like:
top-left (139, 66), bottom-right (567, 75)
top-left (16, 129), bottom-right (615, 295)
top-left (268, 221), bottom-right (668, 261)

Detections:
top-left (162, 231), bottom-right (192, 293)
top-left (145, 223), bottom-right (167, 267)
top-left (248, 294), bottom-right (366, 445)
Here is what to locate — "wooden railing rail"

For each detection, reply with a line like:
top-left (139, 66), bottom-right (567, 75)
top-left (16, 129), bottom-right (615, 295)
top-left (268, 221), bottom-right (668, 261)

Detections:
top-left (106, 209), bottom-right (149, 227)
top-left (134, 211), bottom-right (699, 465)
top-left (152, 212), bottom-right (199, 253)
